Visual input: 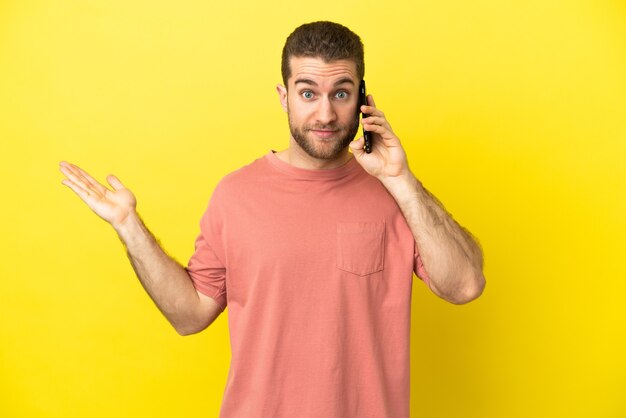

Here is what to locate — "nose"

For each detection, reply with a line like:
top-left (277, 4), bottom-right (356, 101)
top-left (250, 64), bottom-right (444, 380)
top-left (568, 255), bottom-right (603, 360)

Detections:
top-left (315, 96), bottom-right (337, 125)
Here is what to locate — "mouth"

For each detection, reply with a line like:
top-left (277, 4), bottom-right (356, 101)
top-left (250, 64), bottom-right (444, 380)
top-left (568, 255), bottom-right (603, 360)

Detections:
top-left (310, 129), bottom-right (338, 139)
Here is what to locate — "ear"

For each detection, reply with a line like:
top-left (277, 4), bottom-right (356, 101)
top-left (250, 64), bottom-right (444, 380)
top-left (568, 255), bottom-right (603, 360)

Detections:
top-left (276, 84), bottom-right (288, 113)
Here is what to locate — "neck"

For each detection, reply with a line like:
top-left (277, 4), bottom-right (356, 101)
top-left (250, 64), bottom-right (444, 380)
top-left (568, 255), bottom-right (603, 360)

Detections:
top-left (274, 140), bottom-right (353, 170)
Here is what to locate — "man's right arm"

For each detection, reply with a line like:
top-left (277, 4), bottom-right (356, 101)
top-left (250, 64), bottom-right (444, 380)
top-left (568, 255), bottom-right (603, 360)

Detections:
top-left (59, 161), bottom-right (220, 336)
top-left (114, 212), bottom-right (222, 335)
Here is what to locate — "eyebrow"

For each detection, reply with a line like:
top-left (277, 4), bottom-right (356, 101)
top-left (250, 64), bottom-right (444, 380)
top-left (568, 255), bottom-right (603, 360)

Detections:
top-left (294, 77), bottom-right (355, 87)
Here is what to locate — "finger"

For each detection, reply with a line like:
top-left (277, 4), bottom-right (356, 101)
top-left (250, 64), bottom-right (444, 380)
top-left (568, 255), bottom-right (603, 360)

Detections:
top-left (106, 174), bottom-right (126, 191)
top-left (59, 164), bottom-right (93, 196)
top-left (360, 104), bottom-right (384, 118)
top-left (368, 94), bottom-right (376, 107)
top-left (61, 177), bottom-right (94, 201)
top-left (363, 122), bottom-right (397, 140)
top-left (71, 163), bottom-right (108, 194)
top-left (363, 123), bottom-right (389, 134)
top-left (60, 162), bottom-right (99, 193)
top-left (65, 163), bottom-right (106, 195)
top-left (362, 115), bottom-right (391, 130)
top-left (60, 161), bottom-right (88, 182)
top-left (349, 137), bottom-right (365, 158)
top-left (350, 136), bottom-right (365, 150)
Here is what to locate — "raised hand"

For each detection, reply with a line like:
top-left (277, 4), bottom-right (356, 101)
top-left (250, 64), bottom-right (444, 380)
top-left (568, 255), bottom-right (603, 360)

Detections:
top-left (59, 161), bottom-right (137, 230)
top-left (349, 94), bottom-right (411, 182)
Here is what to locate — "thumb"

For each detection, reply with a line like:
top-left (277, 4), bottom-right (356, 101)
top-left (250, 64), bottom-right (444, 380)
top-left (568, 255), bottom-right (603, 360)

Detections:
top-left (106, 174), bottom-right (126, 191)
top-left (350, 137), bottom-right (365, 157)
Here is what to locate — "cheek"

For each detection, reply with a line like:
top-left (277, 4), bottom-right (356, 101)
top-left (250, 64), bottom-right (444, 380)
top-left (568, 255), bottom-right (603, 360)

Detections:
top-left (288, 101), bottom-right (313, 122)
top-left (338, 105), bottom-right (359, 122)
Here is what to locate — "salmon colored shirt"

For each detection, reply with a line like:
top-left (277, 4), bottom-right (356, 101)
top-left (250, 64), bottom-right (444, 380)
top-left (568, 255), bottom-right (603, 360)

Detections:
top-left (186, 150), bottom-right (431, 418)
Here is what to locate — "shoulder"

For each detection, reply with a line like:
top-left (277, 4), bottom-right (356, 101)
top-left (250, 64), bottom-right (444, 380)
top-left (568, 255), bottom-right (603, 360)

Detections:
top-left (212, 154), bottom-right (269, 199)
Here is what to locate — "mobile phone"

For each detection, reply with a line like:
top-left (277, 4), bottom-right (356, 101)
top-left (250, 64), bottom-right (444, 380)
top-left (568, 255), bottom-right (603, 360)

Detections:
top-left (359, 80), bottom-right (372, 153)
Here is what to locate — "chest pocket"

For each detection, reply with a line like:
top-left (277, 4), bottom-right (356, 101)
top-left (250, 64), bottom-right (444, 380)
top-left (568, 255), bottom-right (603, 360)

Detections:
top-left (336, 221), bottom-right (385, 276)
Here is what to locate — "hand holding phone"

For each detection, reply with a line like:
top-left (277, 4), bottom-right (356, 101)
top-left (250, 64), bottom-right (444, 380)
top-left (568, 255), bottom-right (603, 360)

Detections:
top-left (358, 80), bottom-right (372, 153)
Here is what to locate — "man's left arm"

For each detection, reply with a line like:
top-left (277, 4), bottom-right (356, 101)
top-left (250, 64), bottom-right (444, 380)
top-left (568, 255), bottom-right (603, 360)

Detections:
top-left (349, 95), bottom-right (486, 305)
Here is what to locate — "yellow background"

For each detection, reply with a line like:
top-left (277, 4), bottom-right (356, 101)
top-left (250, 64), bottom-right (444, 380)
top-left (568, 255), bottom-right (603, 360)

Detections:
top-left (1, 0), bottom-right (624, 417)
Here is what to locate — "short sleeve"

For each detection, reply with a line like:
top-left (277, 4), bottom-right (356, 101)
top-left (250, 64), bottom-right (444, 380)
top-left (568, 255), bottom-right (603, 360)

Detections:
top-left (185, 189), bottom-right (228, 312)
top-left (413, 243), bottom-right (431, 286)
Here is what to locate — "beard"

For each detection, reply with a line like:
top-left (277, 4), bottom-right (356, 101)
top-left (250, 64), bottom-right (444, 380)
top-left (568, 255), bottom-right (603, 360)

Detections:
top-left (288, 111), bottom-right (360, 160)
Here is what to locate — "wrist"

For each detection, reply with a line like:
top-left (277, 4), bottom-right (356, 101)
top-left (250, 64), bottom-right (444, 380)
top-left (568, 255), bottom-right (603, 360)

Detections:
top-left (380, 169), bottom-right (420, 192)
top-left (113, 210), bottom-right (143, 243)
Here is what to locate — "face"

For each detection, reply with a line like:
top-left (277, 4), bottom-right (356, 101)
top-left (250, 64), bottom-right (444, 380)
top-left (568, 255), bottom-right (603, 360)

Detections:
top-left (277, 56), bottom-right (361, 160)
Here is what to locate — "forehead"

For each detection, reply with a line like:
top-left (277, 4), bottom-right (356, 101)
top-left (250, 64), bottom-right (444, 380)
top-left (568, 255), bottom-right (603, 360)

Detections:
top-left (288, 56), bottom-right (359, 86)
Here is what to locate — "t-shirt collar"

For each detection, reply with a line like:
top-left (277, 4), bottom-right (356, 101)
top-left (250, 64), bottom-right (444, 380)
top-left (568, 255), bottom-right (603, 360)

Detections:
top-left (265, 149), bottom-right (360, 180)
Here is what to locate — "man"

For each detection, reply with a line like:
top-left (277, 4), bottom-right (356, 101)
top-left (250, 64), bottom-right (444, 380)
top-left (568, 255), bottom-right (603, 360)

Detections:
top-left (60, 21), bottom-right (485, 418)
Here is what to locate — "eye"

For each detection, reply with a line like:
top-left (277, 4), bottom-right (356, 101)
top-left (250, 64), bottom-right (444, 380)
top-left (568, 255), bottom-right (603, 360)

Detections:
top-left (301, 90), bottom-right (314, 99)
top-left (335, 91), bottom-right (348, 99)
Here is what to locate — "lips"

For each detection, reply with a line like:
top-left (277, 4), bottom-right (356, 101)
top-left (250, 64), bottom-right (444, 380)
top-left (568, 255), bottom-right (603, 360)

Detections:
top-left (310, 130), bottom-right (338, 139)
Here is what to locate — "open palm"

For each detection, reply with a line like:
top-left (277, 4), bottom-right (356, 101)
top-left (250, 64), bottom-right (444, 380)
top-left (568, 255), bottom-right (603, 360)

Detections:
top-left (59, 161), bottom-right (137, 229)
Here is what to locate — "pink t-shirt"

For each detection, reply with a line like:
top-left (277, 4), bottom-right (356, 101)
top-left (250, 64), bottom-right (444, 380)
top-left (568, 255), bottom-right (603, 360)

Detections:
top-left (186, 150), bottom-right (430, 418)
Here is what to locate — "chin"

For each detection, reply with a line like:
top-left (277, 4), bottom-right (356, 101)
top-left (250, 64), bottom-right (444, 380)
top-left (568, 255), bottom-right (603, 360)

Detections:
top-left (302, 138), bottom-right (348, 160)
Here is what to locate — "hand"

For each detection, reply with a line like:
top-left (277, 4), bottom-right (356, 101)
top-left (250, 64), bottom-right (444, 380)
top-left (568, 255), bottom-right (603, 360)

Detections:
top-left (349, 94), bottom-right (411, 181)
top-left (59, 161), bottom-right (137, 230)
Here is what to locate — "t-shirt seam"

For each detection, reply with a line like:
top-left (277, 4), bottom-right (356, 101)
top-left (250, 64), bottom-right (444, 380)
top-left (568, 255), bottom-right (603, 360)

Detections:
top-left (264, 150), bottom-right (361, 181)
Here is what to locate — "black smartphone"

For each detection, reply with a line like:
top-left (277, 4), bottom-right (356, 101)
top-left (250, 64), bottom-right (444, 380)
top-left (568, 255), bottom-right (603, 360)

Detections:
top-left (358, 79), bottom-right (372, 153)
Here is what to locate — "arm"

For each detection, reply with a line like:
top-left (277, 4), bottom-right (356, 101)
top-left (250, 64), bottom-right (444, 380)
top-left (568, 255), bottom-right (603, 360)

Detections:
top-left (59, 161), bottom-right (221, 334)
top-left (349, 96), bottom-right (486, 304)
top-left (380, 172), bottom-right (485, 304)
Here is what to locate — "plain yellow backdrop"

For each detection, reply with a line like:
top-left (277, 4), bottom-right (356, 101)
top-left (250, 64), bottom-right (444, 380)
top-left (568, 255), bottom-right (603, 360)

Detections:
top-left (1, 0), bottom-right (625, 417)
